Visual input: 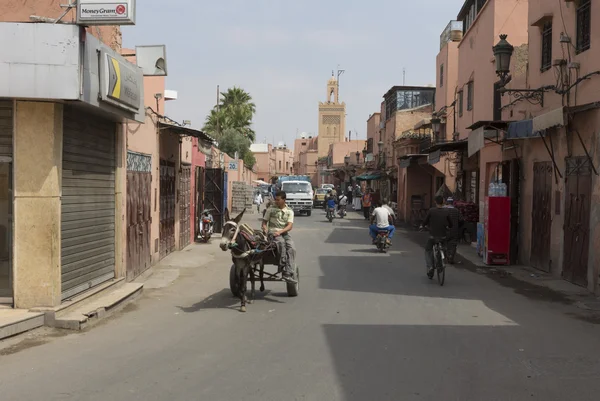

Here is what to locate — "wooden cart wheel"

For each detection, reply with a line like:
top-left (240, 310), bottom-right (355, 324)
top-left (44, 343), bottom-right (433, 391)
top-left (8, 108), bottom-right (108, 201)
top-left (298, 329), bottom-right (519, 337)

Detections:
top-left (286, 265), bottom-right (299, 297)
top-left (229, 264), bottom-right (240, 297)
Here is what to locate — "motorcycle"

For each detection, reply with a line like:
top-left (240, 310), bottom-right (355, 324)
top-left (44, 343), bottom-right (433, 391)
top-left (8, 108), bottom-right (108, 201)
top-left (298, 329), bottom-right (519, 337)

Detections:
top-left (326, 206), bottom-right (335, 222)
top-left (198, 209), bottom-right (214, 242)
top-left (374, 230), bottom-right (391, 253)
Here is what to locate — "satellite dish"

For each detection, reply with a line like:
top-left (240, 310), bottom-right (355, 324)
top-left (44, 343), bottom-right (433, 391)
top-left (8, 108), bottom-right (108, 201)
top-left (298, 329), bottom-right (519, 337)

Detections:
top-left (135, 45), bottom-right (168, 76)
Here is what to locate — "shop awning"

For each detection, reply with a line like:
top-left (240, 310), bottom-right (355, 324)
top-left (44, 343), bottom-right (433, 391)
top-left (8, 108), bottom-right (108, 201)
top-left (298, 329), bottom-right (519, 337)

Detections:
top-left (507, 119), bottom-right (534, 139)
top-left (532, 107), bottom-right (565, 133)
top-left (355, 171), bottom-right (383, 181)
top-left (397, 154), bottom-right (427, 169)
top-left (159, 122), bottom-right (215, 155)
top-left (425, 139), bottom-right (468, 153)
top-left (466, 120), bottom-right (511, 157)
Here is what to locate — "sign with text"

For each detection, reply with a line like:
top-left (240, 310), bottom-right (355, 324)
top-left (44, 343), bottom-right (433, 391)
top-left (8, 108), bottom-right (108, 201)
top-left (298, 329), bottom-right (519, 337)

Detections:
top-left (77, 0), bottom-right (136, 26)
top-left (228, 161), bottom-right (239, 171)
top-left (99, 50), bottom-right (142, 112)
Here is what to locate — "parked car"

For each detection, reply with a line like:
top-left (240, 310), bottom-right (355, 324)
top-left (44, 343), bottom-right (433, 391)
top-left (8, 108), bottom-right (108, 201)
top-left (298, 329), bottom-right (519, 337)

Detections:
top-left (313, 188), bottom-right (328, 208)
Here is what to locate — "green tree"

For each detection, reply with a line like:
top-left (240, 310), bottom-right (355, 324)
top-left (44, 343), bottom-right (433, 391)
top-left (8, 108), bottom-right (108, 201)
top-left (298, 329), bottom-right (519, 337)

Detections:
top-left (202, 87), bottom-right (256, 142)
top-left (216, 128), bottom-right (256, 169)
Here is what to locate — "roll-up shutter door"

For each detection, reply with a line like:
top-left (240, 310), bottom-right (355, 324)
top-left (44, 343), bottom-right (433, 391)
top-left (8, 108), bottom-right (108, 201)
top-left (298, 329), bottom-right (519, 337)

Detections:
top-left (0, 100), bottom-right (12, 158)
top-left (61, 106), bottom-right (116, 300)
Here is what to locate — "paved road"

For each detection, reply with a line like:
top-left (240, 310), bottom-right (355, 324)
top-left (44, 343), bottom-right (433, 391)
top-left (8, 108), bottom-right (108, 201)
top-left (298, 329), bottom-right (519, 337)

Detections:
top-left (1, 209), bottom-right (600, 401)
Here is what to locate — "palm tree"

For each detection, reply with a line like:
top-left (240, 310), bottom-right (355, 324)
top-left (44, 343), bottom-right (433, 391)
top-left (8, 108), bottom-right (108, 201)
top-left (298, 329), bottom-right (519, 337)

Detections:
top-left (203, 86), bottom-right (257, 141)
top-left (221, 87), bottom-right (256, 116)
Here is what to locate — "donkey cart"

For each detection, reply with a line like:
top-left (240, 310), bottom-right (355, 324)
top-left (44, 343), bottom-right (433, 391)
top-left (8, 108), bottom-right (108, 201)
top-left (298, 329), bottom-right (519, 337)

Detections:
top-left (221, 215), bottom-right (300, 312)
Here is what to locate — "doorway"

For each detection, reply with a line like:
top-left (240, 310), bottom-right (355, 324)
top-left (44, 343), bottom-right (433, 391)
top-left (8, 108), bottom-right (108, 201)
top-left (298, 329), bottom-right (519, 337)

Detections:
top-left (0, 162), bottom-right (12, 302)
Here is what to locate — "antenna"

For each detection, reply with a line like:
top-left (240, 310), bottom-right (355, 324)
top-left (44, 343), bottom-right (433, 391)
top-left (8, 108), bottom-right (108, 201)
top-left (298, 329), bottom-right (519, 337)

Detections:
top-left (403, 68), bottom-right (406, 85)
top-left (337, 65), bottom-right (345, 98)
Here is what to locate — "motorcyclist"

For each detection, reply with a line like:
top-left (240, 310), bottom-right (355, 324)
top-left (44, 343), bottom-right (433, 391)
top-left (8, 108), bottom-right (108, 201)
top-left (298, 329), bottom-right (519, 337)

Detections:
top-left (338, 193), bottom-right (348, 217)
top-left (326, 193), bottom-right (336, 219)
top-left (420, 195), bottom-right (453, 278)
top-left (199, 209), bottom-right (214, 235)
top-left (262, 191), bottom-right (297, 284)
top-left (369, 200), bottom-right (395, 245)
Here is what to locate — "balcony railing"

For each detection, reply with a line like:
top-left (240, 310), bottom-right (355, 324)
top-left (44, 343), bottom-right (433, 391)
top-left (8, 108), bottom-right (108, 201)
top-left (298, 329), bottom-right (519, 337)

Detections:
top-left (440, 20), bottom-right (463, 49)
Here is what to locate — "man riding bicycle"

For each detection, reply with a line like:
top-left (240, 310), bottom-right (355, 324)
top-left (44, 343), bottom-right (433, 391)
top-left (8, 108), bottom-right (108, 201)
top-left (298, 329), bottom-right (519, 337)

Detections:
top-left (262, 191), bottom-right (297, 284)
top-left (420, 195), bottom-right (453, 278)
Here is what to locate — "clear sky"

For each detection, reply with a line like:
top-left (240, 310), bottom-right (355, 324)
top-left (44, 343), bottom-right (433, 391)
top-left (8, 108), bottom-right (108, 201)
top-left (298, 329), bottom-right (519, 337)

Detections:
top-left (123, 0), bottom-right (466, 147)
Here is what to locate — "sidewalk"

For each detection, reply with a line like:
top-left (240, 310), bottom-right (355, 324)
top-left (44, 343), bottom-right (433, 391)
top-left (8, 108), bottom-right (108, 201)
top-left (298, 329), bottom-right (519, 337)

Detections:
top-left (399, 226), bottom-right (600, 316)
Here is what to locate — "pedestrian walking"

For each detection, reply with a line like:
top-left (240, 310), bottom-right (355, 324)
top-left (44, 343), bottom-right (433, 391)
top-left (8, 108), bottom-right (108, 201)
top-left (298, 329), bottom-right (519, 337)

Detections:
top-left (362, 189), bottom-right (372, 220)
top-left (254, 191), bottom-right (263, 213)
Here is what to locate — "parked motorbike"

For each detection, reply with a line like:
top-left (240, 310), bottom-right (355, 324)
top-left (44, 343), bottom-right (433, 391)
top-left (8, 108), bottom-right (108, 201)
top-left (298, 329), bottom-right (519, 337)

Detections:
top-left (198, 209), bottom-right (214, 242)
top-left (374, 230), bottom-right (391, 253)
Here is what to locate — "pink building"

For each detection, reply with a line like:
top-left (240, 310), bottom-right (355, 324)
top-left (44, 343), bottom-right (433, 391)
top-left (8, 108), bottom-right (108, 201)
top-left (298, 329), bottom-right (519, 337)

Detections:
top-left (502, 0), bottom-right (600, 293)
top-left (250, 143), bottom-right (293, 182)
top-left (454, 0), bottom-right (529, 217)
top-left (324, 140), bottom-right (366, 187)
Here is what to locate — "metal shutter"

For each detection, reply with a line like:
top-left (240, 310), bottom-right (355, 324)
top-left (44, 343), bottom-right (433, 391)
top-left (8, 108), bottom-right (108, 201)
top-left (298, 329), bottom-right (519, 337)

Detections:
top-left (0, 100), bottom-right (12, 158)
top-left (61, 106), bottom-right (116, 300)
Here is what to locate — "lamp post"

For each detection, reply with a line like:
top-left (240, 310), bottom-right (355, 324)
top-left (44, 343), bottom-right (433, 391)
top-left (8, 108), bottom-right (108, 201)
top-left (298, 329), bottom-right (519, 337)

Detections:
top-left (378, 140), bottom-right (384, 167)
top-left (315, 160), bottom-right (319, 187)
top-left (355, 150), bottom-right (360, 164)
top-left (431, 117), bottom-right (441, 142)
top-left (492, 34), bottom-right (514, 85)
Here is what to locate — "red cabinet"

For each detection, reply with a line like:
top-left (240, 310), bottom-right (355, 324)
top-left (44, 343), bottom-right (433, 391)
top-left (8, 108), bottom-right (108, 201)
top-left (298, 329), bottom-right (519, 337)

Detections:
top-left (483, 196), bottom-right (511, 265)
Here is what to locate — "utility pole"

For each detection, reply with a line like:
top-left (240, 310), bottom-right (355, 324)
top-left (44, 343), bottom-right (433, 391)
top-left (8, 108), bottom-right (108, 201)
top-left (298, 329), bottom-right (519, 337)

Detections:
top-left (216, 85), bottom-right (220, 138)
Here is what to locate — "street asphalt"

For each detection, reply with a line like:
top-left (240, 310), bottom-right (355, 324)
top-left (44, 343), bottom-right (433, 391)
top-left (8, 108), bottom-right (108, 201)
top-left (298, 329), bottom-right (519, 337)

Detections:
top-left (1, 208), bottom-right (600, 401)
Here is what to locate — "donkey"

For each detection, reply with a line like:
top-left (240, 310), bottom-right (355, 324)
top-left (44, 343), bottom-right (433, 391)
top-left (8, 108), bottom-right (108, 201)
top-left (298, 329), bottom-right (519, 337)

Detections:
top-left (219, 209), bottom-right (265, 312)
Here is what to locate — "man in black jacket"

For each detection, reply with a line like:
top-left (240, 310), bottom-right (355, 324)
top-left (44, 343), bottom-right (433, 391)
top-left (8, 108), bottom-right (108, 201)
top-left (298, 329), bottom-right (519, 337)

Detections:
top-left (421, 196), bottom-right (453, 278)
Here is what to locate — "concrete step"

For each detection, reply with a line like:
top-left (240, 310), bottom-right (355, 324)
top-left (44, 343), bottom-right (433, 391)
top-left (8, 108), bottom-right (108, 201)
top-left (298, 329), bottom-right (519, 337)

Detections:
top-left (0, 309), bottom-right (45, 341)
top-left (50, 283), bottom-right (144, 331)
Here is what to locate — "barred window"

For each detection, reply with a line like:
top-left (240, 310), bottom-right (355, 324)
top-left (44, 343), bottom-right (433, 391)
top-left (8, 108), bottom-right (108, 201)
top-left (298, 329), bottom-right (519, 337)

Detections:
top-left (467, 82), bottom-right (474, 111)
top-left (576, 0), bottom-right (591, 54)
top-left (440, 64), bottom-right (444, 87)
top-left (541, 21), bottom-right (552, 72)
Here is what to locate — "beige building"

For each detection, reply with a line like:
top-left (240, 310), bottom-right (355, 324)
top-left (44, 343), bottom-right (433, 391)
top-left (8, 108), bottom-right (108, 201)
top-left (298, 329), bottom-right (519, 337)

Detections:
top-left (250, 143), bottom-right (293, 182)
top-left (317, 76), bottom-right (346, 157)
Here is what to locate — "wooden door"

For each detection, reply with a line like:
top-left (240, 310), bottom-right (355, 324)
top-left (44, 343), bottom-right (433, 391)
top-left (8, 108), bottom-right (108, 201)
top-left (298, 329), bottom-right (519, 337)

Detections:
top-left (160, 160), bottom-right (176, 259)
top-left (126, 171), bottom-right (151, 281)
top-left (530, 162), bottom-right (552, 272)
top-left (562, 157), bottom-right (592, 287)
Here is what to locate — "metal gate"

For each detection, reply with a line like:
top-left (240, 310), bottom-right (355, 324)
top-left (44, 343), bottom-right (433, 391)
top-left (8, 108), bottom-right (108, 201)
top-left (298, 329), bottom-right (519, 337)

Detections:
top-left (61, 106), bottom-right (116, 300)
top-left (562, 157), bottom-right (592, 287)
top-left (194, 166), bottom-right (205, 240)
top-left (179, 164), bottom-right (191, 250)
top-left (530, 162), bottom-right (552, 272)
top-left (126, 152), bottom-right (152, 281)
top-left (160, 160), bottom-right (176, 259)
top-left (204, 168), bottom-right (225, 233)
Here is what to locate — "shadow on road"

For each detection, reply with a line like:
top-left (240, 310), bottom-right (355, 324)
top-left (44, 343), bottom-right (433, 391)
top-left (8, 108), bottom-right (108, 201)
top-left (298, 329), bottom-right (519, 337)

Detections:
top-left (176, 288), bottom-right (286, 313)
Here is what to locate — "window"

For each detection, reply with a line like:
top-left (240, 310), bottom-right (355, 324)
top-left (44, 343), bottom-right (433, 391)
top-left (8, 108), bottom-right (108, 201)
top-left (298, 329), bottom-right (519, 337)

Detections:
top-left (440, 64), bottom-right (444, 87)
top-left (541, 21), bottom-right (552, 72)
top-left (279, 161), bottom-right (282, 170)
top-left (576, 0), bottom-right (591, 54)
top-left (467, 81), bottom-right (474, 111)
top-left (286, 161), bottom-right (289, 171)
top-left (458, 91), bottom-right (464, 117)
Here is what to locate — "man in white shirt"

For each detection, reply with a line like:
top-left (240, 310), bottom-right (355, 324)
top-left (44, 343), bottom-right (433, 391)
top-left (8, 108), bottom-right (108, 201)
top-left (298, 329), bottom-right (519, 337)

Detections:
top-left (369, 200), bottom-right (396, 244)
top-left (381, 198), bottom-right (396, 225)
top-left (338, 193), bottom-right (348, 216)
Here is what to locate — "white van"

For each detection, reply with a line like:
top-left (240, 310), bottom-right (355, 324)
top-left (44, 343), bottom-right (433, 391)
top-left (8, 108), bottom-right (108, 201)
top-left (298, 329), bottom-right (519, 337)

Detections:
top-left (282, 181), bottom-right (313, 216)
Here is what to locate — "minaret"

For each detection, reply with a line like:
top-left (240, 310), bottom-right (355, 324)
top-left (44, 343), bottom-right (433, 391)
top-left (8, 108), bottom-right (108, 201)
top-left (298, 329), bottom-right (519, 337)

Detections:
top-left (317, 74), bottom-right (346, 157)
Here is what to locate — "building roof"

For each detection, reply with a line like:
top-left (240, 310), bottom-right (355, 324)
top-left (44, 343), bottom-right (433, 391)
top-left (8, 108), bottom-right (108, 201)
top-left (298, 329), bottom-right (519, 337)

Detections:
top-left (383, 85), bottom-right (436, 99)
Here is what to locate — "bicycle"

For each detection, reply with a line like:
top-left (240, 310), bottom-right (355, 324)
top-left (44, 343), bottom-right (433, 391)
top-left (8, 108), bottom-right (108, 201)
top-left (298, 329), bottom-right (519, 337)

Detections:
top-left (430, 237), bottom-right (446, 286)
top-left (419, 226), bottom-right (447, 286)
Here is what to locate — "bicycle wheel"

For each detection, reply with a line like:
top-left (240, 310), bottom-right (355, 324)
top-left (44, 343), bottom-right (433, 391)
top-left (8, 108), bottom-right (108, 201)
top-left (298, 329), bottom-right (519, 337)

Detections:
top-left (436, 248), bottom-right (446, 286)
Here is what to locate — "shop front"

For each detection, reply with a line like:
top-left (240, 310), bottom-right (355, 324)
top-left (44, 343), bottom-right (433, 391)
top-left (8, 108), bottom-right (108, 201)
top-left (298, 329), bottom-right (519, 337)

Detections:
top-left (0, 23), bottom-right (144, 308)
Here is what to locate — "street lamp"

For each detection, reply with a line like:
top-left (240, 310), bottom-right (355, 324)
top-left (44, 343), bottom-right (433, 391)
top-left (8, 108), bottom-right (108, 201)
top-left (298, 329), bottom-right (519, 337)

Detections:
top-left (355, 151), bottom-right (360, 164)
top-left (431, 117), bottom-right (441, 133)
top-left (362, 147), bottom-right (368, 160)
top-left (493, 34), bottom-right (514, 85)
